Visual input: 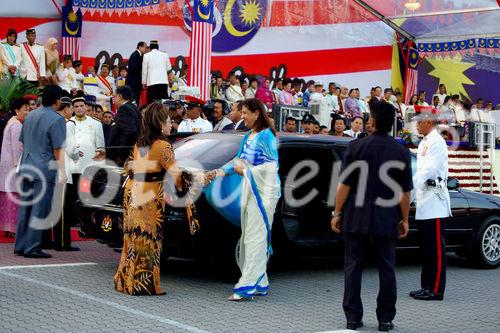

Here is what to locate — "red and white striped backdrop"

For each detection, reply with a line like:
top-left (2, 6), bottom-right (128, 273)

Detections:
top-left (404, 68), bottom-right (418, 104)
top-left (0, 0), bottom-right (394, 96)
top-left (189, 20), bottom-right (212, 101)
top-left (61, 36), bottom-right (80, 59)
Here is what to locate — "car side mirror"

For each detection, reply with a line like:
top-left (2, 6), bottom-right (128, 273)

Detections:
top-left (447, 177), bottom-right (459, 190)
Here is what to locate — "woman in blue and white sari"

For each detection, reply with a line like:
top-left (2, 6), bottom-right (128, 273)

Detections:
top-left (207, 98), bottom-right (281, 301)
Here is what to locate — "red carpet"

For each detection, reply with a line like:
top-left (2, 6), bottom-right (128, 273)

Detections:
top-left (0, 230), bottom-right (91, 243)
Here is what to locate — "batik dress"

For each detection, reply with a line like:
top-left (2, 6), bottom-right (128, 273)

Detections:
top-left (222, 128), bottom-right (281, 297)
top-left (114, 140), bottom-right (177, 295)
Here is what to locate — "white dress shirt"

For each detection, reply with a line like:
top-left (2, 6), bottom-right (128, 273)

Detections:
top-left (225, 85), bottom-right (244, 104)
top-left (142, 49), bottom-right (171, 86)
top-left (70, 116), bottom-right (105, 174)
top-left (1, 42), bottom-right (22, 75)
top-left (344, 129), bottom-right (361, 138)
top-left (19, 42), bottom-right (46, 80)
top-left (64, 121), bottom-right (80, 184)
top-left (177, 117), bottom-right (213, 133)
top-left (56, 66), bottom-right (78, 93)
top-left (413, 128), bottom-right (451, 220)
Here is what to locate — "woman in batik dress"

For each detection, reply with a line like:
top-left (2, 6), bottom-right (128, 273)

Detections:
top-left (114, 102), bottom-right (180, 295)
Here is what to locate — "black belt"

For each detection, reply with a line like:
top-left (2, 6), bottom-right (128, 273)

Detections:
top-left (128, 171), bottom-right (166, 182)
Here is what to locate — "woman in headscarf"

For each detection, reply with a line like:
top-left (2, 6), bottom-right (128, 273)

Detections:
top-left (255, 77), bottom-right (274, 110)
top-left (44, 37), bottom-right (59, 84)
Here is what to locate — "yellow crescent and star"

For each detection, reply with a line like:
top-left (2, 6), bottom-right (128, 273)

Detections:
top-left (224, 0), bottom-right (262, 37)
top-left (426, 55), bottom-right (475, 101)
top-left (198, 0), bottom-right (212, 21)
top-left (65, 10), bottom-right (80, 36)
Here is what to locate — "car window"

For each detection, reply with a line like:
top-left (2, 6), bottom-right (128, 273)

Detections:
top-left (173, 137), bottom-right (240, 170)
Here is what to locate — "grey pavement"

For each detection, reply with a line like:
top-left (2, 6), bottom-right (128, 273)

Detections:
top-left (0, 241), bottom-right (499, 333)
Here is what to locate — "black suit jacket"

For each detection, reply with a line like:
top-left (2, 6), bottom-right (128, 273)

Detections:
top-left (341, 132), bottom-right (413, 238)
top-left (125, 50), bottom-right (142, 94)
top-left (368, 97), bottom-right (382, 110)
top-left (222, 121), bottom-right (249, 131)
top-left (107, 101), bottom-right (142, 166)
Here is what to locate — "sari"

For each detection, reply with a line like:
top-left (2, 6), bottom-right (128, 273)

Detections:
top-left (215, 128), bottom-right (281, 297)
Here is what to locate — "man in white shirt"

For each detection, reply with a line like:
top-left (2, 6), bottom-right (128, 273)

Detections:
top-left (19, 29), bottom-right (46, 84)
top-left (72, 60), bottom-right (85, 91)
top-left (95, 63), bottom-right (115, 111)
top-left (56, 55), bottom-right (78, 94)
top-left (142, 40), bottom-right (171, 103)
top-left (1, 28), bottom-right (22, 76)
top-left (433, 84), bottom-right (447, 106)
top-left (410, 110), bottom-right (451, 301)
top-left (325, 82), bottom-right (339, 112)
top-left (212, 99), bottom-right (233, 131)
top-left (417, 91), bottom-right (429, 106)
top-left (225, 73), bottom-right (244, 104)
top-left (177, 96), bottom-right (213, 133)
top-left (344, 116), bottom-right (364, 138)
top-left (309, 81), bottom-right (332, 130)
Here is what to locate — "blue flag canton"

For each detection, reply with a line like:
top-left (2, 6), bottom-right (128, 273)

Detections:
top-left (62, 6), bottom-right (83, 38)
top-left (409, 48), bottom-right (419, 69)
top-left (193, 0), bottom-right (214, 23)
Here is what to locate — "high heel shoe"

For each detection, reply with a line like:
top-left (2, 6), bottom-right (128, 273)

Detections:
top-left (227, 293), bottom-right (253, 301)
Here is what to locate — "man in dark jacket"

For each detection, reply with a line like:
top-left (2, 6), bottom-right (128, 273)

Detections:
top-left (125, 41), bottom-right (147, 103)
top-left (108, 85), bottom-right (141, 166)
top-left (331, 102), bottom-right (413, 332)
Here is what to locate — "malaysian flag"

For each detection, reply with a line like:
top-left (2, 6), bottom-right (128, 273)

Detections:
top-left (61, 6), bottom-right (83, 60)
top-left (404, 47), bottom-right (419, 104)
top-left (188, 0), bottom-right (214, 101)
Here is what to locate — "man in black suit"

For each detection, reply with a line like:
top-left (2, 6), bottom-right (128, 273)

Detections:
top-left (107, 85), bottom-right (142, 166)
top-left (125, 41), bottom-right (147, 103)
top-left (368, 86), bottom-right (383, 111)
top-left (222, 101), bottom-right (249, 131)
top-left (331, 102), bottom-right (413, 332)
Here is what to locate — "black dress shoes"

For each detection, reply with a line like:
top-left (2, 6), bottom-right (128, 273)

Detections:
top-left (24, 251), bottom-right (52, 259)
top-left (346, 321), bottom-right (363, 330)
top-left (412, 289), bottom-right (444, 301)
top-left (409, 288), bottom-right (426, 297)
top-left (378, 322), bottom-right (394, 331)
top-left (13, 250), bottom-right (23, 256)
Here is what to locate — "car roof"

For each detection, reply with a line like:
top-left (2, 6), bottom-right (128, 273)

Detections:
top-left (179, 131), bottom-right (353, 147)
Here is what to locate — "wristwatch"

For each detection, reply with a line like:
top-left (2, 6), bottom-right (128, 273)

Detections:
top-left (332, 211), bottom-right (342, 218)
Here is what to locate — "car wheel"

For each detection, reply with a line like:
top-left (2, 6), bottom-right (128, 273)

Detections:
top-left (470, 216), bottom-right (500, 268)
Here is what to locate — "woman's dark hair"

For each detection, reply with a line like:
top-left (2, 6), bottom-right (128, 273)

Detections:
top-left (136, 102), bottom-right (170, 147)
top-left (6, 28), bottom-right (17, 42)
top-left (283, 78), bottom-right (292, 86)
top-left (11, 97), bottom-right (28, 113)
top-left (409, 94), bottom-right (418, 105)
top-left (240, 98), bottom-right (276, 135)
top-left (443, 96), bottom-right (451, 104)
top-left (370, 102), bottom-right (395, 133)
top-left (41, 85), bottom-right (63, 107)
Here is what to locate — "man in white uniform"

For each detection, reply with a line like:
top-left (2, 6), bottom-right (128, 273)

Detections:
top-left (95, 63), bottom-right (115, 111)
top-left (178, 96), bottom-right (213, 133)
top-left (20, 29), bottom-right (46, 85)
top-left (56, 55), bottom-right (78, 94)
top-left (1, 28), bottom-right (22, 76)
top-left (142, 40), bottom-right (171, 103)
top-left (309, 81), bottom-right (332, 130)
top-left (225, 73), bottom-right (244, 105)
top-left (410, 110), bottom-right (451, 301)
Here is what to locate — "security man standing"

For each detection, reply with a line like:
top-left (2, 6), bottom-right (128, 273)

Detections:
top-left (410, 109), bottom-right (451, 301)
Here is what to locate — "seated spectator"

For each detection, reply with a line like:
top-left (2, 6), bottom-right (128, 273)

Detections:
top-left (177, 97), bottom-right (213, 133)
top-left (432, 95), bottom-right (440, 108)
top-left (223, 101), bottom-right (248, 131)
top-left (292, 80), bottom-right (303, 106)
top-left (284, 117), bottom-right (297, 133)
top-left (255, 77), bottom-right (274, 110)
top-left (408, 94), bottom-right (418, 106)
top-left (332, 117), bottom-right (351, 137)
top-left (272, 78), bottom-right (283, 104)
top-left (301, 114), bottom-right (316, 134)
top-left (278, 79), bottom-right (294, 106)
top-left (471, 98), bottom-right (484, 111)
top-left (212, 99), bottom-right (233, 131)
top-left (345, 88), bottom-right (362, 120)
top-left (417, 91), bottom-right (429, 106)
top-left (245, 77), bottom-right (258, 99)
top-left (302, 82), bottom-right (315, 107)
top-left (319, 125), bottom-right (329, 135)
top-left (312, 120), bottom-right (320, 134)
top-left (344, 116), bottom-right (364, 138)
